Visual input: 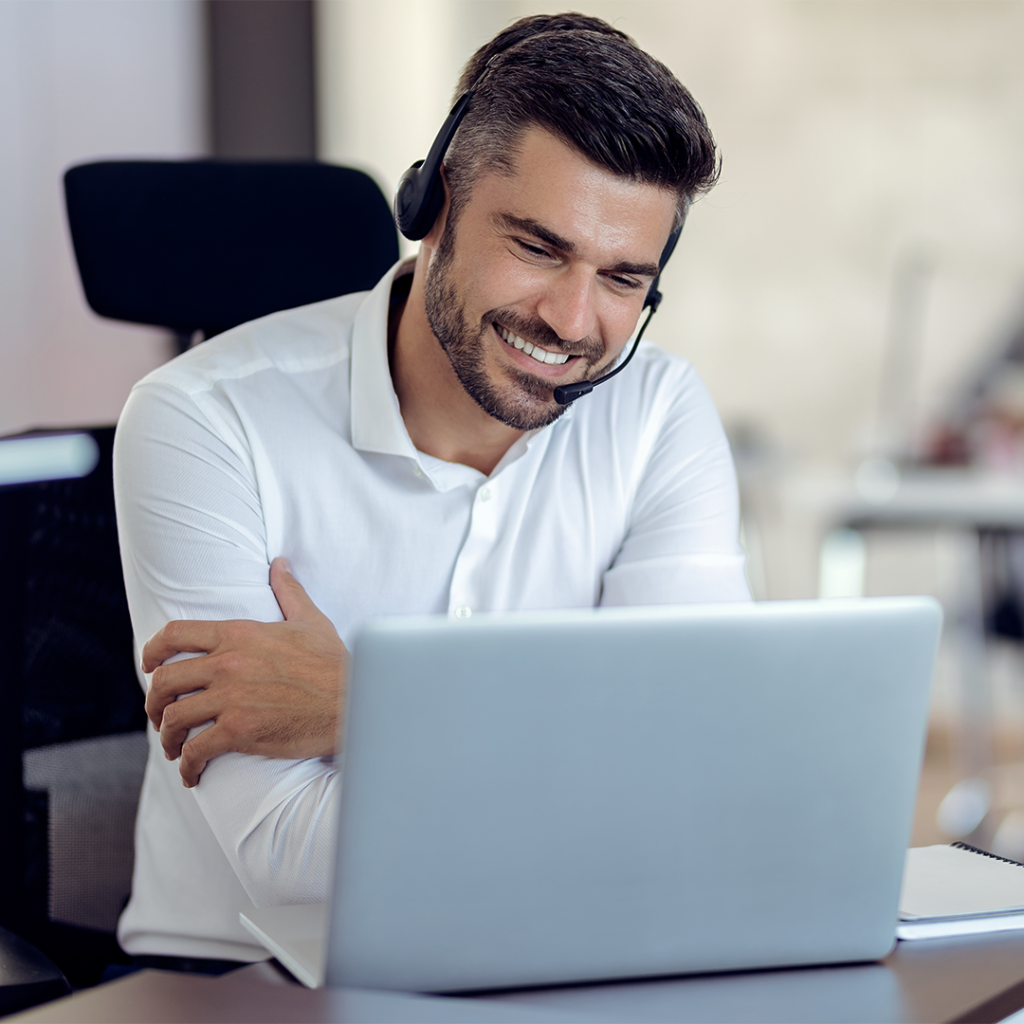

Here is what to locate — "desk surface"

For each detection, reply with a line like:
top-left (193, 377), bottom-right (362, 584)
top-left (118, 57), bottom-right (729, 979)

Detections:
top-left (491, 931), bottom-right (1024, 1023)
top-left (12, 932), bottom-right (1024, 1024)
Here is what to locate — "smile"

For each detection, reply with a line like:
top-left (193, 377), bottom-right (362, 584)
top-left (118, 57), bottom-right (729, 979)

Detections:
top-left (496, 325), bottom-right (570, 366)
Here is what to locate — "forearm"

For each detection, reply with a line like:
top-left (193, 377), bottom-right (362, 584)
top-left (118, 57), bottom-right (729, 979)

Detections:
top-left (192, 749), bottom-right (339, 906)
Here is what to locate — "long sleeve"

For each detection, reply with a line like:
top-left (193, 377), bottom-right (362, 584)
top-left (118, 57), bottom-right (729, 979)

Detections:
top-left (115, 379), bottom-right (339, 907)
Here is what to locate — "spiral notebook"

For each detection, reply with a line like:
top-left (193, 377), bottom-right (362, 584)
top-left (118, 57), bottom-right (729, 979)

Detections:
top-left (898, 844), bottom-right (1024, 940)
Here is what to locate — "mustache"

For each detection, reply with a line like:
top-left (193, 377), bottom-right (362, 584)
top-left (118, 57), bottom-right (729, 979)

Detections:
top-left (484, 309), bottom-right (603, 362)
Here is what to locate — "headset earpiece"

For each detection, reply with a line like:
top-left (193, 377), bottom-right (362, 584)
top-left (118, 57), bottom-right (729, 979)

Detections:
top-left (394, 91), bottom-right (474, 240)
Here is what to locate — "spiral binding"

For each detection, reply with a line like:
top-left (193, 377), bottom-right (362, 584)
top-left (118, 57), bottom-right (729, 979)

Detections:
top-left (951, 841), bottom-right (1024, 868)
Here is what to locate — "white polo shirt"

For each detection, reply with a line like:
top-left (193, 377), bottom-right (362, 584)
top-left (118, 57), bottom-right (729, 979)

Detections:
top-left (113, 260), bottom-right (750, 961)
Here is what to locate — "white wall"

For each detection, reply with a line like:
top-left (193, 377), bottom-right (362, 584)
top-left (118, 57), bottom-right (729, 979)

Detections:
top-left (316, 0), bottom-right (1024, 465)
top-left (316, 0), bottom-right (470, 260)
top-left (0, 0), bottom-right (206, 435)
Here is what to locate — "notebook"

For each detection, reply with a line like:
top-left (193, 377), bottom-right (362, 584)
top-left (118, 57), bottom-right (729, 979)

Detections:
top-left (242, 597), bottom-right (941, 992)
top-left (898, 844), bottom-right (1024, 940)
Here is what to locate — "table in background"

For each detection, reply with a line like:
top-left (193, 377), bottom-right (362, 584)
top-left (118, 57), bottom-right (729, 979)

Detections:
top-left (798, 466), bottom-right (1024, 848)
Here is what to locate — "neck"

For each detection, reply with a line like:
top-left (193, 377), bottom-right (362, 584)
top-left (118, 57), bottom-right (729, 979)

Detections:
top-left (390, 247), bottom-right (524, 476)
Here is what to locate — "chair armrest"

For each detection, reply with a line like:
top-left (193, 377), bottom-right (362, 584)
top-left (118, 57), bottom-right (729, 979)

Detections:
top-left (0, 925), bottom-right (71, 1016)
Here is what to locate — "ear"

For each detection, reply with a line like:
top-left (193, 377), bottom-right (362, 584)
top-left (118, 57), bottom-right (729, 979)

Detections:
top-left (421, 164), bottom-right (452, 250)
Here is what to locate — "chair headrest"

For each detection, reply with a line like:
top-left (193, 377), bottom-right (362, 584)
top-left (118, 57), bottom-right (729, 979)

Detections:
top-left (64, 160), bottom-right (400, 338)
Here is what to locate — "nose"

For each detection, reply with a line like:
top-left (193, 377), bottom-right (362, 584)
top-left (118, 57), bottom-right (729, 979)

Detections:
top-left (536, 265), bottom-right (598, 344)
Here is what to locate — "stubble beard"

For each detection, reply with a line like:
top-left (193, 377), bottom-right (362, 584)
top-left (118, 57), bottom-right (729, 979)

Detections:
top-left (424, 228), bottom-right (602, 432)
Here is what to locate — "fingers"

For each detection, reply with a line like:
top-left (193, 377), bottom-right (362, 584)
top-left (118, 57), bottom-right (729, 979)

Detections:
top-left (145, 654), bottom-right (213, 729)
top-left (156, 690), bottom-right (218, 760)
top-left (176, 710), bottom-right (262, 788)
top-left (178, 726), bottom-right (223, 789)
top-left (142, 619), bottom-right (227, 674)
top-left (270, 557), bottom-right (326, 623)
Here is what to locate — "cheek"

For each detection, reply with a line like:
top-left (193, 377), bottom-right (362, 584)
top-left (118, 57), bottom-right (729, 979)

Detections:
top-left (463, 246), bottom-right (549, 312)
top-left (599, 300), bottom-right (647, 351)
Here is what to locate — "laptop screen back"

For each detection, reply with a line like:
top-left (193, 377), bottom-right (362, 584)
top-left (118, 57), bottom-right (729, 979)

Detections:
top-left (327, 598), bottom-right (941, 992)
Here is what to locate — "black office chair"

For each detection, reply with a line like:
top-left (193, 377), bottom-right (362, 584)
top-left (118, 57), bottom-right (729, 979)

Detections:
top-left (64, 159), bottom-right (400, 349)
top-left (0, 160), bottom-right (399, 1007)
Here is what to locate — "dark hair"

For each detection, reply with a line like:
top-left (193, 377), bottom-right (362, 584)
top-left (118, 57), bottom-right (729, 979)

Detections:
top-left (444, 12), bottom-right (719, 227)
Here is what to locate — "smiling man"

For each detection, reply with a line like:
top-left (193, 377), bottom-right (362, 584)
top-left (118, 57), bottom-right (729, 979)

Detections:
top-left (113, 13), bottom-right (750, 968)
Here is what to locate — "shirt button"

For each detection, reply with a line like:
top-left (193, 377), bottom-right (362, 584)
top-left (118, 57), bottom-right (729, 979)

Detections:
top-left (454, 606), bottom-right (472, 619)
top-left (479, 486), bottom-right (492, 502)
top-left (413, 465), bottom-right (425, 478)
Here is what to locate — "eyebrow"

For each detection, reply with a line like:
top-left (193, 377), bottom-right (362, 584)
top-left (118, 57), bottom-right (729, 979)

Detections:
top-left (494, 213), bottom-right (660, 279)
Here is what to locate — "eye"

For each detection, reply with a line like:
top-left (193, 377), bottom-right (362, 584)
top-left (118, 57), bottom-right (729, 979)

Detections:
top-left (603, 272), bottom-right (645, 292)
top-left (512, 238), bottom-right (556, 261)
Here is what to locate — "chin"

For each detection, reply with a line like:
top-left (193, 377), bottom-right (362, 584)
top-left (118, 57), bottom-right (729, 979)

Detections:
top-left (465, 367), bottom-right (569, 431)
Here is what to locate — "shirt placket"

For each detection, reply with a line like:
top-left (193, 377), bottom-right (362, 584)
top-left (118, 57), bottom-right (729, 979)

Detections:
top-left (448, 479), bottom-right (500, 619)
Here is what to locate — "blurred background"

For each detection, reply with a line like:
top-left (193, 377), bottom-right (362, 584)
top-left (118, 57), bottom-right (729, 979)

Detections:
top-left (3, 0), bottom-right (1024, 847)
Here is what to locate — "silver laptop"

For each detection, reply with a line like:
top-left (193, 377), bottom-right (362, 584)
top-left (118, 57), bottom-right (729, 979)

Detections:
top-left (242, 597), bottom-right (941, 993)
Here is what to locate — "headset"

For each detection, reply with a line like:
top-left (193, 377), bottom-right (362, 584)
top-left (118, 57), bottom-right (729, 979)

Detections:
top-left (394, 87), bottom-right (683, 406)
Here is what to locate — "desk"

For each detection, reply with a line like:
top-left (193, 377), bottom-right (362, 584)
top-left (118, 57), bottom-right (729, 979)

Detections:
top-left (13, 933), bottom-right (1024, 1023)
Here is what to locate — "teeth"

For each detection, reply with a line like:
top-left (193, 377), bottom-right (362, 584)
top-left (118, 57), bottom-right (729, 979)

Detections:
top-left (497, 325), bottom-right (569, 366)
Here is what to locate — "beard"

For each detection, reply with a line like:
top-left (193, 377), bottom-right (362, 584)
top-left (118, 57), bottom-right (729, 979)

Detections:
top-left (424, 228), bottom-right (604, 431)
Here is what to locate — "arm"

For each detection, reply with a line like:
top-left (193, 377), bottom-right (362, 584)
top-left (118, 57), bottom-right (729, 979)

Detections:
top-left (115, 380), bottom-right (343, 904)
top-left (143, 557), bottom-right (347, 788)
top-left (601, 360), bottom-right (751, 606)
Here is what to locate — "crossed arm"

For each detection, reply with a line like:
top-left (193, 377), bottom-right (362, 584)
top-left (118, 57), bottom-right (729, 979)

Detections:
top-left (144, 557), bottom-right (348, 787)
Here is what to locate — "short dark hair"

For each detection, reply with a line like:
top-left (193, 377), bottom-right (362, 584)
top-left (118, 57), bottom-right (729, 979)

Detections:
top-left (444, 12), bottom-right (719, 228)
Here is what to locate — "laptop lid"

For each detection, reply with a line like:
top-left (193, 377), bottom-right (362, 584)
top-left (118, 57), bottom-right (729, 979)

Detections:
top-left (326, 597), bottom-right (941, 992)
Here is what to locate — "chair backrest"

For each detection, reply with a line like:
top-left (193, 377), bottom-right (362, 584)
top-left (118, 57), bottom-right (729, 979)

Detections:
top-left (64, 160), bottom-right (400, 340)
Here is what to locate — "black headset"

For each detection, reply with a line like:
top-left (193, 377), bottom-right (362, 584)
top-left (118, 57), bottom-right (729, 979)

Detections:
top-left (394, 89), bottom-right (682, 405)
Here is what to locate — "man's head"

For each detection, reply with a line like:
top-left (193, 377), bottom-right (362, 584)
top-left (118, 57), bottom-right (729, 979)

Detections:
top-left (442, 12), bottom-right (719, 231)
top-left (415, 13), bottom-right (718, 435)
top-left (425, 125), bottom-right (678, 431)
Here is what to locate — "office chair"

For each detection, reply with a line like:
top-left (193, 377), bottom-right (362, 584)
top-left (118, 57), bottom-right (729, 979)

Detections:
top-left (0, 160), bottom-right (399, 1007)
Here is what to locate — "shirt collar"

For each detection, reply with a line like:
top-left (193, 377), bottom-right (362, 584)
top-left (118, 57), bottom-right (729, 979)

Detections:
top-left (350, 259), bottom-right (418, 459)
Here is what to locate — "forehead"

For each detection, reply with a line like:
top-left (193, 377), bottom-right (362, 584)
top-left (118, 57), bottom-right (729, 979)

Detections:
top-left (467, 127), bottom-right (678, 264)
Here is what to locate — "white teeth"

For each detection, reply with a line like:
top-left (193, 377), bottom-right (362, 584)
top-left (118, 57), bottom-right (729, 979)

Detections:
top-left (496, 325), bottom-right (569, 365)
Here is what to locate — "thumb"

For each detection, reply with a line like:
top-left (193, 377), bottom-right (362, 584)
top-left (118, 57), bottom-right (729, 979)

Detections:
top-left (270, 557), bottom-right (320, 622)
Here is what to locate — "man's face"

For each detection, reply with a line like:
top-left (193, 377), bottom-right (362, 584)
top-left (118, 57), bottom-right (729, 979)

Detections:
top-left (424, 127), bottom-right (679, 431)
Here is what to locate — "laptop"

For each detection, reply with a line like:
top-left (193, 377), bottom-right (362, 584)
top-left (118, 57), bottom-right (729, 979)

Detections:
top-left (241, 597), bottom-right (941, 992)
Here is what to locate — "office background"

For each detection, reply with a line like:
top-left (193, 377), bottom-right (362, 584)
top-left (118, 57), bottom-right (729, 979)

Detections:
top-left (2, 0), bottom-right (1024, 720)
top-left (4, 0), bottom-right (1023, 459)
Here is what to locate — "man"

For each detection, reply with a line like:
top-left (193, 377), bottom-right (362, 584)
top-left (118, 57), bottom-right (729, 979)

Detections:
top-left (113, 13), bottom-right (750, 966)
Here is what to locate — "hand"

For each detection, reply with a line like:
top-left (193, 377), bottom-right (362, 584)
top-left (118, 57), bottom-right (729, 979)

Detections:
top-left (142, 557), bottom-right (348, 787)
